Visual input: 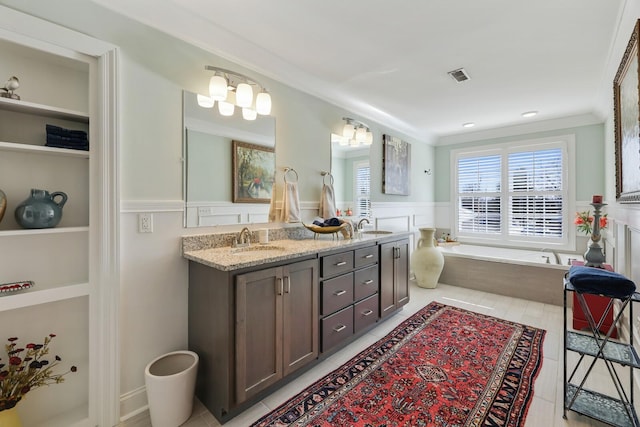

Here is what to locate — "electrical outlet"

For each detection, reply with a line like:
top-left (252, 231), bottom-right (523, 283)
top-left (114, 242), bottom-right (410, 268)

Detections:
top-left (138, 213), bottom-right (153, 233)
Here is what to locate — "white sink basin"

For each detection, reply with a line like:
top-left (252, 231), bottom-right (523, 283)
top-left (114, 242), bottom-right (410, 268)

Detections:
top-left (231, 245), bottom-right (286, 255)
top-left (361, 230), bottom-right (393, 235)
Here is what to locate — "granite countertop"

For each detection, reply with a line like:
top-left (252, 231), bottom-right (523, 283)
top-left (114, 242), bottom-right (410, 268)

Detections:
top-left (183, 232), bottom-right (407, 271)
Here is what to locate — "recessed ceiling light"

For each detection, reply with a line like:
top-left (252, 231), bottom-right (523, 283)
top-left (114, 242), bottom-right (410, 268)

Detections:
top-left (521, 111), bottom-right (538, 118)
top-left (462, 122), bottom-right (475, 128)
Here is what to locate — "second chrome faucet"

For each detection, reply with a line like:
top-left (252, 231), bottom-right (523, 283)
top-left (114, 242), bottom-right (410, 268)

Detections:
top-left (233, 227), bottom-right (252, 248)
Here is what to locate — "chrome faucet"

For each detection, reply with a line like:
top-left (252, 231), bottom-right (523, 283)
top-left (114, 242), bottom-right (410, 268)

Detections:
top-left (540, 248), bottom-right (561, 264)
top-left (233, 227), bottom-right (252, 248)
top-left (356, 218), bottom-right (370, 230)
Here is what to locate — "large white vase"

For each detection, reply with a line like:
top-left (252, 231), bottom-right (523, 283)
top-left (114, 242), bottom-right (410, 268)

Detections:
top-left (411, 228), bottom-right (445, 288)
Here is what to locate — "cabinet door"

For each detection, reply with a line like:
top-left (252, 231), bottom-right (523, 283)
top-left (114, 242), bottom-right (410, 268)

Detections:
top-left (235, 266), bottom-right (283, 402)
top-left (380, 239), bottom-right (410, 318)
top-left (395, 239), bottom-right (410, 308)
top-left (283, 259), bottom-right (319, 376)
top-left (379, 241), bottom-right (396, 317)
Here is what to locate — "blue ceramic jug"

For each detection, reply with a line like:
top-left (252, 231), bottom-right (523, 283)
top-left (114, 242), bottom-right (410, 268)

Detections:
top-left (15, 189), bottom-right (67, 229)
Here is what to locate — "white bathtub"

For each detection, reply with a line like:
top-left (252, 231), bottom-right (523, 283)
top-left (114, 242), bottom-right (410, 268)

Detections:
top-left (438, 244), bottom-right (583, 267)
top-left (437, 244), bottom-right (580, 305)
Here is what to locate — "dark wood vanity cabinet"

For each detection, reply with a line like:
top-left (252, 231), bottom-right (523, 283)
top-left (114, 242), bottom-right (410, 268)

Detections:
top-left (187, 235), bottom-right (409, 423)
top-left (380, 238), bottom-right (410, 318)
top-left (320, 244), bottom-right (379, 353)
top-left (235, 259), bottom-right (318, 402)
top-left (188, 256), bottom-right (317, 422)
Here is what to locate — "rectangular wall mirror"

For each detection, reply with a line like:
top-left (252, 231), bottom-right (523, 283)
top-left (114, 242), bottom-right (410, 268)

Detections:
top-left (330, 133), bottom-right (371, 218)
top-left (183, 90), bottom-right (276, 227)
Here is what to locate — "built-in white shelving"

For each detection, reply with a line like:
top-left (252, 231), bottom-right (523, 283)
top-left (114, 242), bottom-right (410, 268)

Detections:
top-left (0, 282), bottom-right (90, 312)
top-left (0, 35), bottom-right (93, 427)
top-left (0, 96), bottom-right (88, 122)
top-left (0, 140), bottom-right (89, 158)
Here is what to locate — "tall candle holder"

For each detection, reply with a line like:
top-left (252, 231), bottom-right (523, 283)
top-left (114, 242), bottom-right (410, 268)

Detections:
top-left (583, 202), bottom-right (606, 268)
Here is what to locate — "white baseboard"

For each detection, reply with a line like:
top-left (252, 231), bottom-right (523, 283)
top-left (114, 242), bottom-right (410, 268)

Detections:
top-left (119, 386), bottom-right (148, 422)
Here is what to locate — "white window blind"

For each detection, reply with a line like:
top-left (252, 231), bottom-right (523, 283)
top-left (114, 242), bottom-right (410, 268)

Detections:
top-left (355, 161), bottom-right (371, 218)
top-left (457, 155), bottom-right (502, 234)
top-left (508, 148), bottom-right (563, 237)
top-left (453, 138), bottom-right (570, 246)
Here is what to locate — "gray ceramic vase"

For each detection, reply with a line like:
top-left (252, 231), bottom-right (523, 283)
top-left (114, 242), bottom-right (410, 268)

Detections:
top-left (15, 188), bottom-right (68, 229)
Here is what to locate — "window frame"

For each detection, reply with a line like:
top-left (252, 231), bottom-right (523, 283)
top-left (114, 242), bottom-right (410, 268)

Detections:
top-left (353, 159), bottom-right (371, 218)
top-left (450, 134), bottom-right (576, 251)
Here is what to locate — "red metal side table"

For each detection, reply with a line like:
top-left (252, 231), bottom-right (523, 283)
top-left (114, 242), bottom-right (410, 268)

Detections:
top-left (570, 260), bottom-right (617, 338)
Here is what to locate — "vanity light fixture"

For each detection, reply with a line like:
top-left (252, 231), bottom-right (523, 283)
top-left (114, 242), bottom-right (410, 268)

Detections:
top-left (342, 117), bottom-right (373, 146)
top-left (521, 110), bottom-right (538, 118)
top-left (202, 65), bottom-right (272, 119)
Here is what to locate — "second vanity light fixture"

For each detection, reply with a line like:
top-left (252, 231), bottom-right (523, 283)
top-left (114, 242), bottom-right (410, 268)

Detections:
top-left (341, 117), bottom-right (373, 147)
top-left (197, 65), bottom-right (272, 120)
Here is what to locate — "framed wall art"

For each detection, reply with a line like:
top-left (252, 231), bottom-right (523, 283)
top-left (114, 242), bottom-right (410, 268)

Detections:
top-left (614, 19), bottom-right (640, 203)
top-left (382, 134), bottom-right (411, 195)
top-left (232, 140), bottom-right (275, 203)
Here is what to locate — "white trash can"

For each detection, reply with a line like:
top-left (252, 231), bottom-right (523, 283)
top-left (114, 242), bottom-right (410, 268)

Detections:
top-left (144, 350), bottom-right (199, 427)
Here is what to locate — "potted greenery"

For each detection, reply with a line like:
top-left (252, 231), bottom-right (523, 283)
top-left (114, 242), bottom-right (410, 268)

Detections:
top-left (0, 334), bottom-right (77, 426)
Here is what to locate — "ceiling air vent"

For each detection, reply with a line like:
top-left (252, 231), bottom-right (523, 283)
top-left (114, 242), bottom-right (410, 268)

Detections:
top-left (448, 68), bottom-right (470, 82)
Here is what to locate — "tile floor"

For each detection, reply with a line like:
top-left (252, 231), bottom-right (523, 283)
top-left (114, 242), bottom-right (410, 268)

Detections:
top-left (120, 281), bottom-right (625, 427)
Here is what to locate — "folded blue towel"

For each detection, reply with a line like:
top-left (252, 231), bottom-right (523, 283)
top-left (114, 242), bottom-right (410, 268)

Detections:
top-left (324, 217), bottom-right (340, 226)
top-left (568, 266), bottom-right (636, 298)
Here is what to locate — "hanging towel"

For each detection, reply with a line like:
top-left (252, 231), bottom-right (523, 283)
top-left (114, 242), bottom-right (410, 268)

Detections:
top-left (319, 182), bottom-right (337, 219)
top-left (268, 182), bottom-right (278, 222)
top-left (281, 181), bottom-right (301, 223)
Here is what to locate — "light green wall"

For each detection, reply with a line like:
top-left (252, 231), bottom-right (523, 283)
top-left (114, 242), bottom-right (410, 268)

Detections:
top-left (433, 123), bottom-right (605, 202)
top-left (186, 130), bottom-right (230, 202)
top-left (0, 0), bottom-right (434, 204)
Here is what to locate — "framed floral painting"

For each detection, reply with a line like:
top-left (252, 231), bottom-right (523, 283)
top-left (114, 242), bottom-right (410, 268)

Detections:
top-left (614, 19), bottom-right (640, 203)
top-left (232, 140), bottom-right (275, 203)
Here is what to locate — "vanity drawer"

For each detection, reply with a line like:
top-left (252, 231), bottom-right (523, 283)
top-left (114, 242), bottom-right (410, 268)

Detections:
top-left (354, 294), bottom-right (379, 333)
top-left (321, 272), bottom-right (354, 316)
top-left (321, 251), bottom-right (354, 278)
top-left (354, 246), bottom-right (378, 268)
top-left (354, 264), bottom-right (378, 301)
top-left (321, 305), bottom-right (354, 352)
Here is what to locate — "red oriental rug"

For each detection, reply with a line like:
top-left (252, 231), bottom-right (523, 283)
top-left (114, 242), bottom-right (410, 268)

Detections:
top-left (251, 301), bottom-right (545, 427)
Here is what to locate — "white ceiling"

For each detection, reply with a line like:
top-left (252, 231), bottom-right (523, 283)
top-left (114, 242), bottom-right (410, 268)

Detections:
top-left (90, 0), bottom-right (623, 142)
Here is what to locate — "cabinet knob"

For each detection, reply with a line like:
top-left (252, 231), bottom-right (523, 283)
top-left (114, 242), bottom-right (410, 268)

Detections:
top-left (276, 277), bottom-right (283, 295)
top-left (333, 324), bottom-right (346, 332)
top-left (334, 290), bottom-right (347, 296)
top-left (284, 276), bottom-right (290, 294)
top-left (335, 261), bottom-right (347, 266)
top-left (364, 254), bottom-right (374, 259)
top-left (363, 279), bottom-right (374, 285)
top-left (362, 309), bottom-right (374, 316)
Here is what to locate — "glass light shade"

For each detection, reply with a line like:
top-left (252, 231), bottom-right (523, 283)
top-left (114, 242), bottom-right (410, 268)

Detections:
top-left (235, 83), bottom-right (253, 108)
top-left (218, 91), bottom-right (236, 116)
top-left (355, 126), bottom-right (367, 142)
top-left (343, 123), bottom-right (355, 138)
top-left (256, 91), bottom-right (272, 115)
top-left (364, 131), bottom-right (373, 145)
top-left (242, 107), bottom-right (257, 120)
top-left (218, 101), bottom-right (234, 116)
top-left (209, 74), bottom-right (228, 101)
top-left (196, 94), bottom-right (214, 108)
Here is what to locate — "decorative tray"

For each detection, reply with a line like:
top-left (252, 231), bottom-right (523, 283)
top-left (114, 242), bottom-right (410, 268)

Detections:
top-left (0, 280), bottom-right (34, 295)
top-left (303, 223), bottom-right (348, 234)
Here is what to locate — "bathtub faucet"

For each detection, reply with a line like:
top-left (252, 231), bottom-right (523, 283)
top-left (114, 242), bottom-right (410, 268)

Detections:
top-left (540, 248), bottom-right (561, 264)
